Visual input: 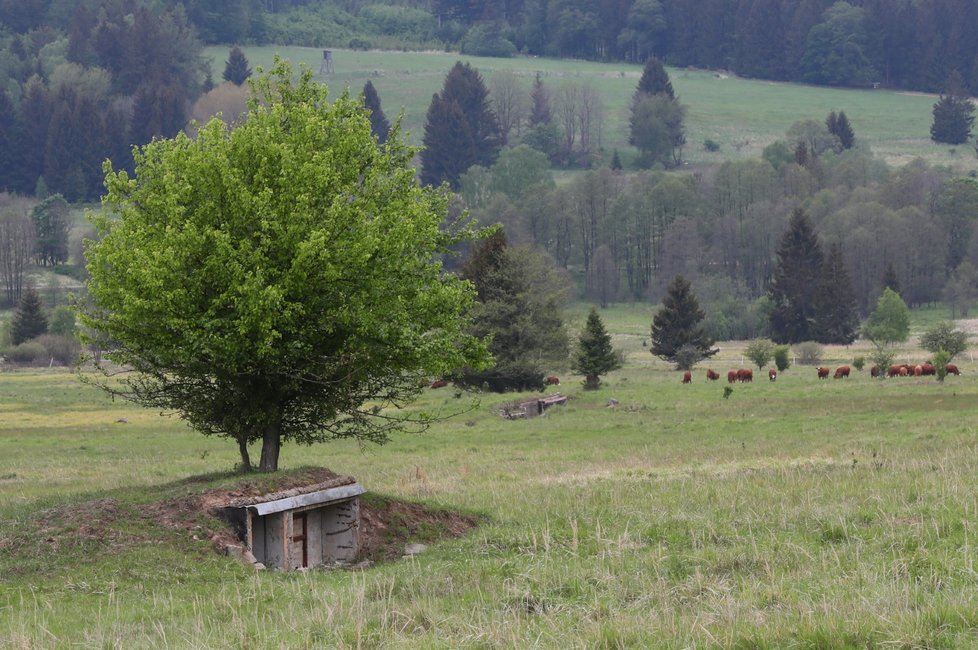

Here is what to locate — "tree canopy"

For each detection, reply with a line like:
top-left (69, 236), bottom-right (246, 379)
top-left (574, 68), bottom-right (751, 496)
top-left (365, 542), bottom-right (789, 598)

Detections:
top-left (80, 59), bottom-right (491, 472)
top-left (650, 274), bottom-right (717, 369)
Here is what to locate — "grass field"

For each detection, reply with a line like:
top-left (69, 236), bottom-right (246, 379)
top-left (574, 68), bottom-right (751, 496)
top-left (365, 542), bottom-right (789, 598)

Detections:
top-left (4, 305), bottom-right (978, 647)
top-left (206, 45), bottom-right (978, 173)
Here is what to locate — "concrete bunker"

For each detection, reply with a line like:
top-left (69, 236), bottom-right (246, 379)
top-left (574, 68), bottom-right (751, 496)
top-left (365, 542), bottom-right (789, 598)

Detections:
top-left (221, 475), bottom-right (364, 570)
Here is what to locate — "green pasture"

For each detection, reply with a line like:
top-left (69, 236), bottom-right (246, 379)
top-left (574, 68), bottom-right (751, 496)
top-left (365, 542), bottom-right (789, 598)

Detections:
top-left (4, 304), bottom-right (978, 647)
top-left (206, 45), bottom-right (978, 172)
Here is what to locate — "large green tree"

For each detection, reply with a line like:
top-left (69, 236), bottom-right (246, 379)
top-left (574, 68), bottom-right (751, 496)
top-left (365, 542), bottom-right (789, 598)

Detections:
top-left (931, 71), bottom-right (975, 145)
top-left (650, 275), bottom-right (717, 369)
top-left (572, 306), bottom-right (621, 389)
top-left (222, 45), bottom-right (253, 86)
top-left (361, 80), bottom-right (391, 144)
top-left (768, 208), bottom-right (824, 343)
top-left (812, 241), bottom-right (859, 344)
top-left (420, 61), bottom-right (502, 189)
top-left (863, 287), bottom-right (910, 376)
top-left (10, 284), bottom-right (48, 345)
top-left (80, 60), bottom-right (491, 472)
top-left (629, 58), bottom-right (685, 167)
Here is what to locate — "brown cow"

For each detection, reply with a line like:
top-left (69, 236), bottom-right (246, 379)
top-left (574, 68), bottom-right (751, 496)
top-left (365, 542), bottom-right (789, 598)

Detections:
top-left (921, 363), bottom-right (936, 376)
top-left (737, 368), bottom-right (753, 383)
top-left (545, 375), bottom-right (561, 385)
top-left (430, 379), bottom-right (448, 389)
top-left (913, 365), bottom-right (923, 377)
top-left (817, 367), bottom-right (830, 379)
top-left (870, 365), bottom-right (879, 377)
top-left (682, 371), bottom-right (692, 384)
top-left (727, 370), bottom-right (738, 383)
top-left (706, 369), bottom-right (720, 381)
top-left (833, 365), bottom-right (850, 379)
top-left (887, 365), bottom-right (902, 377)
top-left (899, 366), bottom-right (909, 377)
top-left (946, 363), bottom-right (960, 376)
top-left (768, 368), bottom-right (777, 381)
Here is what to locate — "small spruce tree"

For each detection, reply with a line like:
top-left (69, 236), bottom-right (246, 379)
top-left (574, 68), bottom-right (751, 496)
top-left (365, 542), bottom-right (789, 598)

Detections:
top-left (362, 80), bottom-right (391, 144)
top-left (573, 307), bottom-right (621, 389)
top-left (768, 208), bottom-right (824, 344)
top-left (11, 285), bottom-right (48, 345)
top-left (931, 70), bottom-right (975, 145)
top-left (222, 46), bottom-right (252, 86)
top-left (650, 275), bottom-right (717, 370)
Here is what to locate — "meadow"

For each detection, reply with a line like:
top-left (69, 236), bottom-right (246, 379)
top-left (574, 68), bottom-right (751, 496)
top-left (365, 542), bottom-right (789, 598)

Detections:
top-left (3, 305), bottom-right (978, 647)
top-left (208, 45), bottom-right (978, 173)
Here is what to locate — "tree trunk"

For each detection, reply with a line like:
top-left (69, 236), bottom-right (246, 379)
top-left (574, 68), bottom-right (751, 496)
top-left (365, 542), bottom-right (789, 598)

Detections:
top-left (237, 436), bottom-right (251, 471)
top-left (258, 419), bottom-right (281, 472)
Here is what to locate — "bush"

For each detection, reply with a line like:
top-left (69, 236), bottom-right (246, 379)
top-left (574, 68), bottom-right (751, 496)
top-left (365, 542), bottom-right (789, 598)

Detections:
top-left (460, 22), bottom-right (516, 58)
top-left (852, 356), bottom-right (865, 371)
top-left (744, 339), bottom-right (774, 369)
top-left (773, 345), bottom-right (791, 372)
top-left (794, 341), bottom-right (824, 365)
top-left (450, 362), bottom-right (545, 393)
top-left (35, 334), bottom-right (81, 366)
top-left (4, 341), bottom-right (48, 364)
top-left (49, 305), bottom-right (76, 337)
top-left (703, 139), bottom-right (721, 152)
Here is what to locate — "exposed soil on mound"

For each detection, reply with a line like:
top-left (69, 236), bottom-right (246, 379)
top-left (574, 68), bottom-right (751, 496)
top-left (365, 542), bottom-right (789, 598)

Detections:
top-left (8, 468), bottom-right (479, 570)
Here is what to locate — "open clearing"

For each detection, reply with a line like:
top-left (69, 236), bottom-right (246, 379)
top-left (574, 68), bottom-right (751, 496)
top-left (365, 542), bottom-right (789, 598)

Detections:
top-left (207, 45), bottom-right (978, 173)
top-left (4, 305), bottom-right (978, 647)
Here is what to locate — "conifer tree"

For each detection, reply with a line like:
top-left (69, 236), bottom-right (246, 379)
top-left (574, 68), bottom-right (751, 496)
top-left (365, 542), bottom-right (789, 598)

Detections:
top-left (812, 241), bottom-right (859, 344)
top-left (528, 72), bottom-right (551, 126)
top-left (222, 46), bottom-right (252, 86)
top-left (826, 110), bottom-right (855, 150)
top-left (931, 70), bottom-right (974, 145)
top-left (361, 81), bottom-right (390, 144)
top-left (636, 57), bottom-right (674, 98)
top-left (11, 284), bottom-right (48, 345)
top-left (421, 62), bottom-right (502, 189)
top-left (650, 275), bottom-right (717, 369)
top-left (0, 91), bottom-right (16, 191)
top-left (881, 262), bottom-right (900, 296)
top-left (768, 208), bottom-right (824, 343)
top-left (573, 307), bottom-right (621, 389)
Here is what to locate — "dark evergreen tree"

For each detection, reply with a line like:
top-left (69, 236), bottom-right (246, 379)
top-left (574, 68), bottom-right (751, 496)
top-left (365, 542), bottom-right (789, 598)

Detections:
top-left (827, 110), bottom-right (855, 149)
top-left (130, 79), bottom-right (189, 146)
top-left (636, 57), bottom-right (674, 99)
top-left (881, 261), bottom-right (901, 296)
top-left (931, 70), bottom-right (975, 145)
top-left (16, 78), bottom-right (51, 195)
top-left (610, 149), bottom-right (622, 171)
top-left (453, 231), bottom-right (569, 392)
top-left (31, 194), bottom-right (70, 267)
top-left (420, 62), bottom-right (502, 189)
top-left (768, 208), bottom-right (824, 343)
top-left (572, 306), bottom-right (621, 389)
top-left (222, 45), bottom-right (252, 86)
top-left (10, 284), bottom-right (48, 345)
top-left (361, 81), bottom-right (391, 144)
top-left (528, 72), bottom-right (551, 126)
top-left (812, 242), bottom-right (859, 344)
top-left (0, 91), bottom-right (16, 192)
top-left (650, 274), bottom-right (717, 369)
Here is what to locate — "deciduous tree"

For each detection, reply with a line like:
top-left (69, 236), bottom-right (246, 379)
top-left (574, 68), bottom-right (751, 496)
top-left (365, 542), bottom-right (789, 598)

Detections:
top-left (919, 321), bottom-right (968, 361)
top-left (80, 60), bottom-right (491, 472)
top-left (863, 287), bottom-right (910, 374)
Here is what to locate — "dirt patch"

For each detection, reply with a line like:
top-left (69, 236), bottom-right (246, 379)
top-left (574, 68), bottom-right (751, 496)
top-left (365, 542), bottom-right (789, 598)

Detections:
top-left (358, 495), bottom-right (480, 562)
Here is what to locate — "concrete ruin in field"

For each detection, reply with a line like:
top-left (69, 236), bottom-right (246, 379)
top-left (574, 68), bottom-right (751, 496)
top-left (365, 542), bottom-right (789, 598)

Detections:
top-left (220, 475), bottom-right (364, 570)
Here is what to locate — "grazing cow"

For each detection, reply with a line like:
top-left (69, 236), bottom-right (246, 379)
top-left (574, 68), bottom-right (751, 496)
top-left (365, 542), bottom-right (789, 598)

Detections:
top-left (887, 365), bottom-right (901, 378)
top-left (682, 371), bottom-right (692, 384)
top-left (545, 375), bottom-right (560, 385)
top-left (899, 366), bottom-right (909, 377)
top-left (870, 365), bottom-right (880, 378)
top-left (946, 363), bottom-right (960, 376)
top-left (834, 365), bottom-right (850, 379)
top-left (706, 369), bottom-right (720, 381)
top-left (817, 367), bottom-right (830, 379)
top-left (921, 363), bottom-right (936, 376)
top-left (430, 379), bottom-right (448, 389)
top-left (727, 370), bottom-right (738, 383)
top-left (768, 368), bottom-right (777, 382)
top-left (913, 365), bottom-right (923, 377)
top-left (737, 368), bottom-right (753, 383)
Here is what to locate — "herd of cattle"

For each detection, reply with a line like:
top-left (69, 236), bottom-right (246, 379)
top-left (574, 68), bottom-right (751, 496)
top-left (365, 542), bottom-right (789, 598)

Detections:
top-left (681, 362), bottom-right (961, 384)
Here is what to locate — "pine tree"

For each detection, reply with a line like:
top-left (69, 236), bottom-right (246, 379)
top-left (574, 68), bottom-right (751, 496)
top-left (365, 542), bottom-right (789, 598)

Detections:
top-left (223, 45), bottom-right (252, 86)
top-left (636, 57), bottom-right (674, 99)
top-left (420, 62), bottom-right (502, 189)
top-left (528, 72), bottom-right (551, 126)
top-left (572, 307), bottom-right (621, 389)
top-left (931, 70), bottom-right (975, 145)
top-left (361, 81), bottom-right (391, 144)
top-left (881, 262), bottom-right (900, 296)
top-left (768, 208), bottom-right (824, 343)
top-left (812, 242), bottom-right (859, 344)
top-left (11, 285), bottom-right (48, 345)
top-left (0, 91), bottom-right (16, 192)
top-left (834, 111), bottom-right (855, 149)
top-left (650, 275), bottom-right (717, 369)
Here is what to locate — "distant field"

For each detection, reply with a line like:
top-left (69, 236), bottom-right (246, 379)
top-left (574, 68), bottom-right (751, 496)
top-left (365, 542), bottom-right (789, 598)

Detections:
top-left (205, 45), bottom-right (978, 172)
top-left (5, 305), bottom-right (978, 646)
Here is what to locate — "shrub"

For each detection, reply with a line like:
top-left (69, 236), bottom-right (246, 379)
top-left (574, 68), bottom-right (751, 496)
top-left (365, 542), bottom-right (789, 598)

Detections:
top-left (744, 339), bottom-right (774, 369)
top-left (450, 362), bottom-right (545, 393)
top-left (773, 345), bottom-right (791, 372)
top-left (703, 139), bottom-right (720, 152)
top-left (35, 334), bottom-right (81, 366)
top-left (852, 355), bottom-right (865, 371)
top-left (461, 22), bottom-right (516, 58)
top-left (49, 305), bottom-right (76, 337)
top-left (794, 341), bottom-right (824, 365)
top-left (4, 341), bottom-right (48, 364)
